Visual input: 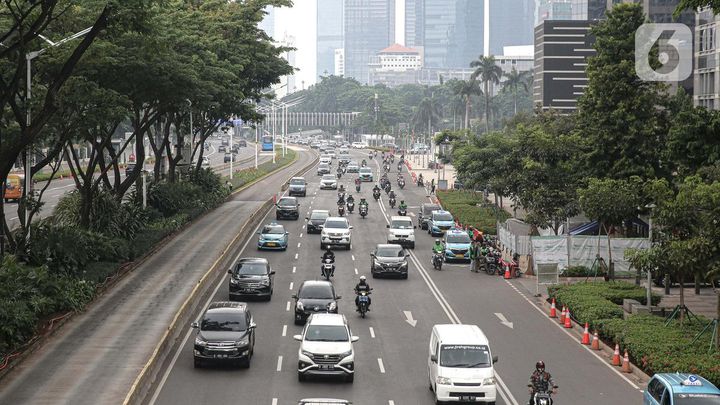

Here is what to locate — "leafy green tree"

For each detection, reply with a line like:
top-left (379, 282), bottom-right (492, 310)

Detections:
top-left (502, 68), bottom-right (531, 115)
top-left (451, 79), bottom-right (482, 130)
top-left (470, 55), bottom-right (503, 133)
top-left (675, 1), bottom-right (720, 16)
top-left (412, 94), bottom-right (442, 137)
top-left (577, 3), bottom-right (669, 180)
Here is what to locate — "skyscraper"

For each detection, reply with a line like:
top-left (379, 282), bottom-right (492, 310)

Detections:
top-left (343, 0), bottom-right (396, 83)
top-left (418, 0), bottom-right (483, 69)
top-left (489, 0), bottom-right (535, 55)
top-left (404, 0), bottom-right (424, 48)
top-left (317, 0), bottom-right (344, 80)
top-left (258, 5), bottom-right (275, 39)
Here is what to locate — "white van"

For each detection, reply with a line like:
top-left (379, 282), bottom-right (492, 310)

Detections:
top-left (428, 324), bottom-right (498, 404)
top-left (387, 215), bottom-right (416, 248)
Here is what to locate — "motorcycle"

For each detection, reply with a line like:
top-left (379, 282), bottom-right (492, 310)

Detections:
top-left (398, 179), bottom-right (405, 189)
top-left (417, 178), bottom-right (424, 187)
top-left (321, 258), bottom-right (335, 281)
top-left (485, 255), bottom-right (498, 275)
top-left (361, 160), bottom-right (367, 167)
top-left (398, 206), bottom-right (407, 216)
top-left (432, 251), bottom-right (444, 270)
top-left (338, 204), bottom-right (345, 217)
top-left (384, 183), bottom-right (392, 194)
top-left (397, 164), bottom-right (402, 172)
top-left (389, 197), bottom-right (396, 208)
top-left (347, 200), bottom-right (355, 214)
top-left (336, 171), bottom-right (342, 179)
top-left (373, 190), bottom-right (381, 201)
top-left (529, 386), bottom-right (557, 405)
top-left (384, 164), bottom-right (390, 173)
top-left (356, 290), bottom-right (372, 318)
top-left (355, 184), bottom-right (361, 192)
top-left (359, 204), bottom-right (368, 218)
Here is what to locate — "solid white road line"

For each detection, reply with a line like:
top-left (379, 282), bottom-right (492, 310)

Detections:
top-left (289, 282), bottom-right (294, 290)
top-left (388, 401), bottom-right (395, 405)
top-left (377, 358), bottom-right (385, 373)
top-left (276, 356), bottom-right (283, 372)
top-left (369, 327), bottom-right (376, 338)
top-left (286, 301), bottom-right (291, 311)
top-left (282, 325), bottom-right (287, 337)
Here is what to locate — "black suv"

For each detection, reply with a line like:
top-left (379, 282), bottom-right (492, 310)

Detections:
top-left (192, 301), bottom-right (256, 368)
top-left (370, 244), bottom-right (409, 279)
top-left (276, 196), bottom-right (300, 220)
top-left (306, 209), bottom-right (330, 234)
top-left (228, 258), bottom-right (275, 301)
top-left (418, 203), bottom-right (442, 230)
top-left (292, 280), bottom-right (341, 325)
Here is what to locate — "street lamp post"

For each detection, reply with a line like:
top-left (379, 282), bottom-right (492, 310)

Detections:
top-left (24, 27), bottom-right (93, 242)
top-left (646, 203), bottom-right (656, 307)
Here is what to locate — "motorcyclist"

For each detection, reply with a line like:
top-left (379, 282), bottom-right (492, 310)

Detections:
top-left (432, 239), bottom-right (444, 255)
top-left (347, 194), bottom-right (355, 204)
top-left (373, 184), bottom-right (381, 193)
top-left (388, 190), bottom-right (396, 201)
top-left (354, 275), bottom-right (372, 310)
top-left (355, 178), bottom-right (361, 187)
top-left (359, 198), bottom-right (369, 209)
top-left (398, 200), bottom-right (407, 211)
top-left (339, 184), bottom-right (346, 194)
top-left (322, 248), bottom-right (335, 264)
top-left (337, 193), bottom-right (346, 206)
top-left (528, 361), bottom-right (557, 405)
top-left (418, 173), bottom-right (424, 185)
top-left (361, 159), bottom-right (367, 166)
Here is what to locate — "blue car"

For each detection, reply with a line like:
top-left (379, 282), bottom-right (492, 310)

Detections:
top-left (427, 210), bottom-right (455, 236)
top-left (644, 373), bottom-right (720, 405)
top-left (258, 223), bottom-right (289, 250)
top-left (444, 229), bottom-right (471, 262)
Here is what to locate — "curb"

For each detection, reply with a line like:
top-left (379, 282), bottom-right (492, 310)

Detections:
top-left (123, 148), bottom-right (318, 405)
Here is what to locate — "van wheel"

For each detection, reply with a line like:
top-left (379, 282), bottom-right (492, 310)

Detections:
top-left (298, 372), bottom-right (306, 382)
top-left (194, 358), bottom-right (201, 368)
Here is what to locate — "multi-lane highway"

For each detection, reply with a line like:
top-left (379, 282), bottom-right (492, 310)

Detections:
top-left (145, 149), bottom-right (643, 405)
top-left (3, 139), bottom-right (261, 229)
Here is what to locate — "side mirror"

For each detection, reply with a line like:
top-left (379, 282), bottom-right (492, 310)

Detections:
top-left (191, 322), bottom-right (199, 329)
top-left (430, 354), bottom-right (437, 363)
top-left (269, 270), bottom-right (276, 275)
top-left (414, 225), bottom-right (417, 229)
top-left (285, 232), bottom-right (289, 235)
top-left (492, 355), bottom-right (499, 364)
top-left (406, 254), bottom-right (410, 258)
top-left (349, 226), bottom-right (354, 229)
top-left (227, 268), bottom-right (233, 274)
top-left (336, 295), bottom-right (342, 300)
top-left (351, 336), bottom-right (360, 342)
top-left (305, 217), bottom-right (310, 221)
top-left (293, 334), bottom-right (302, 341)
top-left (291, 294), bottom-right (297, 299)
top-left (386, 225), bottom-right (390, 228)
top-left (249, 322), bottom-right (257, 329)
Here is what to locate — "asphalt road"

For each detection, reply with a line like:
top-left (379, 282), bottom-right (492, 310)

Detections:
top-left (146, 149), bottom-right (644, 405)
top-left (0, 146), bottom-right (315, 405)
top-left (3, 139), bottom-right (260, 229)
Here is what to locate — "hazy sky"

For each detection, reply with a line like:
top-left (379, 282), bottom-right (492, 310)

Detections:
top-left (274, 0), bottom-right (406, 90)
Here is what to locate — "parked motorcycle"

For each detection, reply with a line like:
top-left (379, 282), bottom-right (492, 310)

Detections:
top-left (432, 251), bottom-right (444, 270)
top-left (485, 255), bottom-right (498, 275)
top-left (356, 290), bottom-right (372, 318)
top-left (321, 258), bottom-right (335, 281)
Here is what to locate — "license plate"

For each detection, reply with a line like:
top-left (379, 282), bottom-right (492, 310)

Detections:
top-left (267, 242), bottom-right (276, 246)
top-left (214, 354), bottom-right (229, 358)
top-left (241, 289), bottom-right (255, 293)
top-left (460, 396), bottom-right (476, 402)
top-left (456, 254), bottom-right (465, 258)
top-left (319, 365), bottom-right (334, 370)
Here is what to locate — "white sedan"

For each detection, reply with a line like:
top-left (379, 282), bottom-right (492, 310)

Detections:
top-left (320, 175), bottom-right (338, 190)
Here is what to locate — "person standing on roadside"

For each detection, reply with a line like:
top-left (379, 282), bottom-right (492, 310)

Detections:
top-left (430, 178), bottom-right (436, 194)
top-left (469, 238), bottom-right (479, 272)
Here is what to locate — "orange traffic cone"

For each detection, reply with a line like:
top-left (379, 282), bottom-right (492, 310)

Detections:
top-left (563, 309), bottom-right (572, 328)
top-left (559, 306), bottom-right (566, 324)
top-left (612, 344), bottom-right (621, 366)
top-left (504, 265), bottom-right (511, 279)
top-left (591, 331), bottom-right (600, 350)
top-left (621, 350), bottom-right (632, 373)
top-left (549, 298), bottom-right (557, 318)
top-left (581, 323), bottom-right (591, 345)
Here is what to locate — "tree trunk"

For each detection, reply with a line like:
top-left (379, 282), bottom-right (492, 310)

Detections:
top-left (79, 185), bottom-right (92, 229)
top-left (484, 81), bottom-right (490, 133)
top-left (695, 273), bottom-right (701, 295)
top-left (513, 89), bottom-right (518, 116)
top-left (465, 99), bottom-right (471, 130)
top-left (716, 293), bottom-right (720, 350)
top-left (679, 280), bottom-right (685, 326)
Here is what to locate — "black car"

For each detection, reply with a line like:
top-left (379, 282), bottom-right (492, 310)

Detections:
top-left (228, 258), bottom-right (275, 301)
top-left (192, 301), bottom-right (256, 368)
top-left (238, 139), bottom-right (247, 147)
top-left (224, 153), bottom-right (232, 163)
top-left (276, 196), bottom-right (300, 220)
top-left (306, 209), bottom-right (330, 234)
top-left (288, 177), bottom-right (307, 197)
top-left (292, 280), bottom-right (341, 325)
top-left (418, 203), bottom-right (442, 230)
top-left (370, 244), bottom-right (409, 279)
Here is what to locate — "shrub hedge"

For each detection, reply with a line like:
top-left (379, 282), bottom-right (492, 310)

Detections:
top-left (435, 190), bottom-right (509, 235)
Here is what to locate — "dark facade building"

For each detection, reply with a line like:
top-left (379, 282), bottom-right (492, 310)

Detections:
top-left (343, 0), bottom-right (395, 83)
top-left (317, 0), bottom-right (344, 79)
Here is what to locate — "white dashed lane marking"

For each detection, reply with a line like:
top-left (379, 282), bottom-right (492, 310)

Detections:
top-left (369, 327), bottom-right (376, 338)
top-left (289, 282), bottom-right (294, 290)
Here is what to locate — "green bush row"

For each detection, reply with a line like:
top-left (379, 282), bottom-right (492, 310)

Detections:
top-left (549, 281), bottom-right (661, 307)
top-left (228, 149), bottom-right (296, 189)
top-left (435, 190), bottom-right (509, 235)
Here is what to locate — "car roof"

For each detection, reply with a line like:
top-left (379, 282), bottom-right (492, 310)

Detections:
top-left (322, 175), bottom-right (336, 179)
top-left (291, 176), bottom-right (305, 181)
top-left (653, 373), bottom-right (720, 395)
top-left (307, 313), bottom-right (347, 326)
top-left (325, 216), bottom-right (348, 222)
top-left (446, 229), bottom-right (467, 236)
top-left (359, 167), bottom-right (372, 171)
top-left (263, 223), bottom-right (285, 230)
top-left (300, 280), bottom-right (334, 289)
top-left (433, 324), bottom-right (489, 345)
top-left (279, 196), bottom-right (297, 201)
top-left (311, 209), bottom-right (330, 215)
top-left (423, 203), bottom-right (441, 210)
top-left (376, 244), bottom-right (402, 251)
top-left (237, 257), bottom-right (269, 264)
top-left (206, 301), bottom-right (248, 314)
top-left (390, 216), bottom-right (412, 221)
top-left (432, 210), bottom-right (451, 216)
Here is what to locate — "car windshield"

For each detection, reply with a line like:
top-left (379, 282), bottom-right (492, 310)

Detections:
top-left (235, 262), bottom-right (268, 275)
top-left (319, 164), bottom-right (329, 168)
top-left (322, 175), bottom-right (336, 180)
top-left (673, 395), bottom-right (720, 405)
top-left (290, 179), bottom-right (305, 185)
top-left (324, 220), bottom-right (348, 229)
top-left (447, 234), bottom-right (471, 244)
top-left (360, 169), bottom-right (372, 174)
top-left (391, 220), bottom-right (413, 229)
top-left (440, 345), bottom-right (491, 368)
top-left (262, 225), bottom-right (285, 234)
top-left (201, 313), bottom-right (246, 332)
top-left (299, 284), bottom-right (334, 299)
top-left (376, 246), bottom-right (404, 257)
top-left (278, 198), bottom-right (296, 207)
top-left (423, 205), bottom-right (441, 214)
top-left (304, 325), bottom-right (349, 342)
top-left (311, 211), bottom-right (329, 220)
top-left (434, 213), bottom-right (453, 222)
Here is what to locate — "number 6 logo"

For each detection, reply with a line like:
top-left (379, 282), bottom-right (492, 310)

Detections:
top-left (635, 23), bottom-right (692, 82)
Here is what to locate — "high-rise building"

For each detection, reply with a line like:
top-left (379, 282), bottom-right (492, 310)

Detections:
top-left (258, 5), bottom-right (275, 38)
top-left (695, 7), bottom-right (719, 109)
top-left (489, 0), bottom-right (535, 56)
top-left (278, 33), bottom-right (297, 97)
top-left (538, 0), bottom-right (574, 22)
top-left (419, 0), bottom-right (483, 69)
top-left (404, 0), bottom-right (423, 48)
top-left (335, 48), bottom-right (346, 76)
top-left (317, 0), bottom-right (344, 80)
top-left (343, 0), bottom-right (396, 83)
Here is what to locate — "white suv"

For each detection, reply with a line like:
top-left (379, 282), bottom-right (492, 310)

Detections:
top-left (321, 217), bottom-right (352, 250)
top-left (387, 215), bottom-right (416, 249)
top-left (294, 313), bottom-right (358, 383)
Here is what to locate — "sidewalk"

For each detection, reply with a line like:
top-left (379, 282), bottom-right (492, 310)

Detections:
top-left (406, 153), bottom-right (456, 191)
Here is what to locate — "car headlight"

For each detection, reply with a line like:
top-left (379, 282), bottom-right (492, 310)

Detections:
top-left (483, 377), bottom-right (496, 385)
top-left (259, 279), bottom-right (270, 286)
top-left (236, 336), bottom-right (250, 346)
top-left (374, 259), bottom-right (382, 267)
top-left (194, 336), bottom-right (208, 346)
top-left (328, 302), bottom-right (337, 311)
top-left (301, 349), bottom-right (314, 358)
top-left (230, 278), bottom-right (239, 284)
top-left (400, 262), bottom-right (408, 268)
top-left (296, 302), bottom-right (304, 311)
top-left (436, 376), bottom-right (452, 385)
top-left (339, 350), bottom-right (352, 359)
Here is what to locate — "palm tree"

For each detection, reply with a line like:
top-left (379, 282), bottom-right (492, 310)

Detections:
top-left (501, 68), bottom-right (531, 115)
top-left (412, 94), bottom-right (442, 143)
top-left (470, 55), bottom-right (503, 133)
top-left (451, 79), bottom-right (482, 130)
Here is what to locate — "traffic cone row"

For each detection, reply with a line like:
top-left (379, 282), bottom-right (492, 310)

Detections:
top-left (549, 298), bottom-right (557, 318)
top-left (563, 309), bottom-right (572, 328)
top-left (612, 344), bottom-right (621, 366)
top-left (621, 350), bottom-right (632, 373)
top-left (591, 331), bottom-right (600, 350)
top-left (581, 323), bottom-right (591, 345)
top-left (559, 306), bottom-right (566, 324)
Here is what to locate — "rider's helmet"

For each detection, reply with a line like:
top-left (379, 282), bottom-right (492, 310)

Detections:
top-left (435, 239), bottom-right (441, 244)
top-left (535, 361), bottom-right (545, 372)
top-left (400, 200), bottom-right (405, 204)
top-left (359, 275), bottom-right (367, 284)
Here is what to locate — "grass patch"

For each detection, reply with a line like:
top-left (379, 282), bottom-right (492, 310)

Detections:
top-left (435, 190), bottom-right (509, 235)
top-left (226, 149), bottom-right (296, 189)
